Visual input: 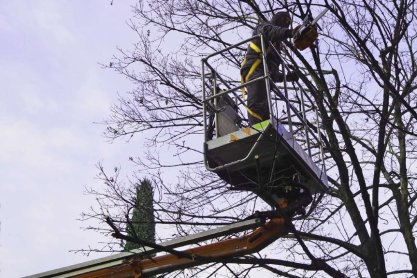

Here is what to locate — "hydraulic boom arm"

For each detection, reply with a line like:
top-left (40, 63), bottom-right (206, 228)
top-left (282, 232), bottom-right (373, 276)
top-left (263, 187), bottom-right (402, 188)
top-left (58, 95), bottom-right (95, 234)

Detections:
top-left (69, 217), bottom-right (288, 278)
top-left (123, 217), bottom-right (287, 277)
top-left (31, 216), bottom-right (288, 278)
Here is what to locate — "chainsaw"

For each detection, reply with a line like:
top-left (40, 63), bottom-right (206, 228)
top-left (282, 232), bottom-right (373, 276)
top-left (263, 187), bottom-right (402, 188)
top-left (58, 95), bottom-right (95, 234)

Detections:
top-left (293, 7), bottom-right (329, 50)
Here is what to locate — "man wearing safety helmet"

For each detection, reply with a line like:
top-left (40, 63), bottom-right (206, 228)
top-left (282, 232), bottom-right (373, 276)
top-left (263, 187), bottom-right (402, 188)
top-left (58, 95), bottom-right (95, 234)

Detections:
top-left (241, 12), bottom-right (299, 125)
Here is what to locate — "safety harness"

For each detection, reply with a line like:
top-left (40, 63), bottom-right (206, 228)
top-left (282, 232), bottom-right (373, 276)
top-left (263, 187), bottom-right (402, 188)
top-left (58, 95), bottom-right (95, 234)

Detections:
top-left (241, 41), bottom-right (264, 122)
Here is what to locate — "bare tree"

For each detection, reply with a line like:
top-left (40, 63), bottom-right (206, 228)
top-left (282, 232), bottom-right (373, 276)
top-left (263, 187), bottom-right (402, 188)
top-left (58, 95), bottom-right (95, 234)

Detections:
top-left (82, 1), bottom-right (417, 277)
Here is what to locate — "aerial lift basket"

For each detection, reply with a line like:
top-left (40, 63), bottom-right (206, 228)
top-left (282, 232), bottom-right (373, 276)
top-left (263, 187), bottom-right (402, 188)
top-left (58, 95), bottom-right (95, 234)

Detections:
top-left (201, 35), bottom-right (329, 208)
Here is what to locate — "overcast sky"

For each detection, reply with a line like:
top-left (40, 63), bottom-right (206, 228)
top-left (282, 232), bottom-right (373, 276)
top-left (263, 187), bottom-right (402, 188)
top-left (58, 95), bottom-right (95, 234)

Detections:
top-left (0, 1), bottom-right (141, 277)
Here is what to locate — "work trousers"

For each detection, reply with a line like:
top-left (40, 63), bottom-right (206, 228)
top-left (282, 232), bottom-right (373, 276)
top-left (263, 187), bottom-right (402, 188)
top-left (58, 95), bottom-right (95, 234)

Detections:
top-left (247, 77), bottom-right (271, 125)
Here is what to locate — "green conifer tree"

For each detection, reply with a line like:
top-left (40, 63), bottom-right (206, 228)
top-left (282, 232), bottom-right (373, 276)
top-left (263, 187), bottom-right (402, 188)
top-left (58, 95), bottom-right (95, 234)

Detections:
top-left (124, 178), bottom-right (155, 251)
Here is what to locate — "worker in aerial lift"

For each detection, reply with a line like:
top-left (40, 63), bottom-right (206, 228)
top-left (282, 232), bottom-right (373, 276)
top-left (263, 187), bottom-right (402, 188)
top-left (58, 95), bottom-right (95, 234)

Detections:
top-left (241, 11), bottom-right (299, 125)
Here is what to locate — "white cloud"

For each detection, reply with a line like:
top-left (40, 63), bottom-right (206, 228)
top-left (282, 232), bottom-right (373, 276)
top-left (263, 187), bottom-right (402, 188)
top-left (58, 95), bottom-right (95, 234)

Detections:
top-left (32, 1), bottom-right (77, 46)
top-left (0, 120), bottom-right (75, 172)
top-left (0, 14), bottom-right (13, 32)
top-left (73, 71), bottom-right (114, 118)
top-left (17, 83), bottom-right (55, 115)
top-left (0, 1), bottom-right (140, 277)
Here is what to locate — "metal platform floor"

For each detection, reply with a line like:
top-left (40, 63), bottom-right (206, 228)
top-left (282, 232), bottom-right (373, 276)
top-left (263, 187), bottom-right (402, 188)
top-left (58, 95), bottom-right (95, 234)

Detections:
top-left (205, 120), bottom-right (328, 207)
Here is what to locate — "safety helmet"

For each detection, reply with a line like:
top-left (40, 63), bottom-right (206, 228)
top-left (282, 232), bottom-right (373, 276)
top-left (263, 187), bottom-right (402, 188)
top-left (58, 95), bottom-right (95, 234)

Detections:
top-left (271, 11), bottom-right (291, 27)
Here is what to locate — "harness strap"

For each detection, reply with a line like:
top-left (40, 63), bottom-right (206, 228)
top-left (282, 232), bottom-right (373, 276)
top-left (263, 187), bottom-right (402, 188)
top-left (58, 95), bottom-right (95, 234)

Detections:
top-left (241, 42), bottom-right (263, 85)
top-left (241, 41), bottom-right (264, 122)
top-left (247, 106), bottom-right (264, 121)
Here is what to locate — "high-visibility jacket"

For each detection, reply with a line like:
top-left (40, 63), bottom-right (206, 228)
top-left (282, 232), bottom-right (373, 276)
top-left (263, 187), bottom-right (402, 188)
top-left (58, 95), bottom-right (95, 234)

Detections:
top-left (241, 22), bottom-right (290, 83)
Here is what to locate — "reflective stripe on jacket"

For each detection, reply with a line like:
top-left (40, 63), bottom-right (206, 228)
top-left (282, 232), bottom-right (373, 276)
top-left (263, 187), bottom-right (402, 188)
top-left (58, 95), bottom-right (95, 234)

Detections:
top-left (241, 22), bottom-right (289, 81)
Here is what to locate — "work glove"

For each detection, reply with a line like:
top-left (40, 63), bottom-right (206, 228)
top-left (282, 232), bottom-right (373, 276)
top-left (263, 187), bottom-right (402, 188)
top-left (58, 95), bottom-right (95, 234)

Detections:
top-left (285, 71), bottom-right (299, 82)
top-left (271, 71), bottom-right (285, 82)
